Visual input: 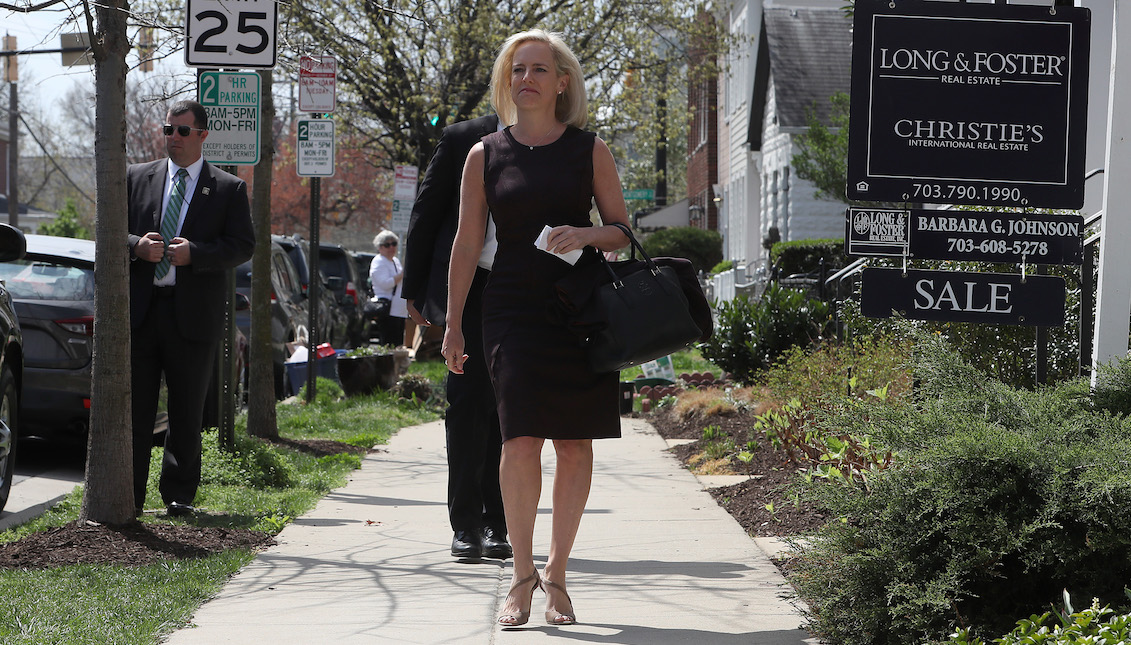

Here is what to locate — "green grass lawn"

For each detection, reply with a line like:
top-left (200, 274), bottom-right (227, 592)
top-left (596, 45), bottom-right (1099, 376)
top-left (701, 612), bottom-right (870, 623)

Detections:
top-left (0, 381), bottom-right (440, 645)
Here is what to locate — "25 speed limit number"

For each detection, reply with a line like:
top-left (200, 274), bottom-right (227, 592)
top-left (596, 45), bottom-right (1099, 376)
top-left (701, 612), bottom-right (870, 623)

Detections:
top-left (185, 0), bottom-right (278, 68)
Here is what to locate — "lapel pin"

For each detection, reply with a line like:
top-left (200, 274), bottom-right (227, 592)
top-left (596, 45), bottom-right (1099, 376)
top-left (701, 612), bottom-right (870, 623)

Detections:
top-left (202, 187), bottom-right (211, 196)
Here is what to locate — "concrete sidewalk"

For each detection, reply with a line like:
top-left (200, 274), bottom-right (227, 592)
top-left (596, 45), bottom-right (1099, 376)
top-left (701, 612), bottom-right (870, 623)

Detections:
top-left (166, 418), bottom-right (814, 644)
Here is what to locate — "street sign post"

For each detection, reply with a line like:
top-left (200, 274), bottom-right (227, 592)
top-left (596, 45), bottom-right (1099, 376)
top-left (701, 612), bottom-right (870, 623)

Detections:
top-left (846, 208), bottom-right (1083, 265)
top-left (846, 0), bottom-right (1091, 209)
top-left (185, 0), bottom-right (278, 68)
top-left (861, 268), bottom-right (1065, 326)
top-left (198, 71), bottom-right (260, 165)
top-left (390, 165), bottom-right (418, 235)
top-left (296, 119), bottom-right (335, 177)
top-left (299, 55), bottom-right (336, 113)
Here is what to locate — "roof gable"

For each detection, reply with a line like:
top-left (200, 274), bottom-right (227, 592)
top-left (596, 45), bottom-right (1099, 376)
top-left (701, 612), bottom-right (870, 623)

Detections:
top-left (763, 7), bottom-right (852, 129)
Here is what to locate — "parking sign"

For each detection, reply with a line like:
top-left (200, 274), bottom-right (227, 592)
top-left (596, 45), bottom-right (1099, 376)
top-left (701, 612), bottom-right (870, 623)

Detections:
top-left (297, 120), bottom-right (335, 177)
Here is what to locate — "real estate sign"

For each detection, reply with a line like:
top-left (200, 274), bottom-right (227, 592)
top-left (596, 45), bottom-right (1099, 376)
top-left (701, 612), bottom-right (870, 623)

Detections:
top-left (846, 0), bottom-right (1091, 209)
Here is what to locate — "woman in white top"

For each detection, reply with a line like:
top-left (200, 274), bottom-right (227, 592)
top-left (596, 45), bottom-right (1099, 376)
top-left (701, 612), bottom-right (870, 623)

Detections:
top-left (369, 230), bottom-right (408, 346)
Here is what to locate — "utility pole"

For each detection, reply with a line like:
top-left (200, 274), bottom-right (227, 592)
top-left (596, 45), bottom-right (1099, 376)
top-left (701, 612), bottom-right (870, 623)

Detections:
top-left (3, 34), bottom-right (17, 228)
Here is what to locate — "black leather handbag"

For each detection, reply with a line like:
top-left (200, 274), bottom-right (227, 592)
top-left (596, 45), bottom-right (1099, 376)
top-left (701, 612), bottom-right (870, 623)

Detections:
top-left (580, 223), bottom-right (704, 373)
top-left (364, 296), bottom-right (391, 321)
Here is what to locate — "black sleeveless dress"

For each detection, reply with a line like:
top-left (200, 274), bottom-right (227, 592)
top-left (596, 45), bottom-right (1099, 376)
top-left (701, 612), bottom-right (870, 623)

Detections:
top-left (480, 126), bottom-right (621, 442)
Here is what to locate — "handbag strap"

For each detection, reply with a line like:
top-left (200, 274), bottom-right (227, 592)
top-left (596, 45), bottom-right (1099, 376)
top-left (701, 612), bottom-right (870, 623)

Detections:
top-left (599, 222), bottom-right (661, 288)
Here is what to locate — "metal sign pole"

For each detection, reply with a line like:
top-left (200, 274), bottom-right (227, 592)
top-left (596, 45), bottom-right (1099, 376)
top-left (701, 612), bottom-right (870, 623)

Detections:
top-left (306, 165), bottom-right (321, 403)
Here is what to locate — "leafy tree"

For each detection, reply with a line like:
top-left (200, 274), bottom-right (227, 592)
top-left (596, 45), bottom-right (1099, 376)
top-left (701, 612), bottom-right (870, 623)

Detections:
top-left (37, 197), bottom-right (91, 239)
top-left (284, 0), bottom-right (729, 201)
top-left (792, 91), bottom-right (850, 203)
top-left (269, 123), bottom-right (392, 241)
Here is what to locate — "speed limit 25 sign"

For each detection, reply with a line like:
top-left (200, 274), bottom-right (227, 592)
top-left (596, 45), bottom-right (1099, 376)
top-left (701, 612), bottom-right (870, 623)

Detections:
top-left (185, 0), bottom-right (278, 68)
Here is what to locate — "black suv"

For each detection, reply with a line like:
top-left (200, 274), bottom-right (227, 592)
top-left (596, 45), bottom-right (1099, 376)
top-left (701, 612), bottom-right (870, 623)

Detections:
top-left (272, 235), bottom-right (351, 350)
top-left (318, 242), bottom-right (367, 347)
top-left (236, 241), bottom-right (309, 399)
top-left (0, 224), bottom-right (26, 513)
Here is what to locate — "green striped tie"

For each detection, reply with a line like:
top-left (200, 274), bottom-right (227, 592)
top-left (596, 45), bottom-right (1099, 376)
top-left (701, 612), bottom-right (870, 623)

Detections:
top-left (155, 168), bottom-right (188, 279)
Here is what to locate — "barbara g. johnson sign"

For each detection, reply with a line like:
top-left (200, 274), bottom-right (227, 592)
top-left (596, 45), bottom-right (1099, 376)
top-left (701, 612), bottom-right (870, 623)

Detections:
top-left (847, 0), bottom-right (1090, 209)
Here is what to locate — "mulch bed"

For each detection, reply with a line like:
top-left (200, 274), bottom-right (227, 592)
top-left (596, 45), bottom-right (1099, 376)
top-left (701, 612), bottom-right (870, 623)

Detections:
top-left (642, 406), bottom-right (827, 537)
top-left (0, 521), bottom-right (275, 569)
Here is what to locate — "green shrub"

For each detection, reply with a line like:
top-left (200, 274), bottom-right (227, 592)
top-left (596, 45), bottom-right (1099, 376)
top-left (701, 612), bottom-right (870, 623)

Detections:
top-left (771, 238), bottom-right (847, 276)
top-left (787, 330), bottom-right (1131, 645)
top-left (948, 596), bottom-right (1131, 645)
top-left (640, 226), bottom-right (722, 274)
top-left (759, 334), bottom-right (912, 404)
top-left (710, 259), bottom-right (734, 274)
top-left (1093, 354), bottom-right (1131, 416)
top-left (699, 283), bottom-right (831, 384)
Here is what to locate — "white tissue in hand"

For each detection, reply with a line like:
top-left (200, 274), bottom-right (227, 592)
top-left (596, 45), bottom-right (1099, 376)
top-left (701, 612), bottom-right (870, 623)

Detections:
top-left (534, 225), bottom-right (583, 265)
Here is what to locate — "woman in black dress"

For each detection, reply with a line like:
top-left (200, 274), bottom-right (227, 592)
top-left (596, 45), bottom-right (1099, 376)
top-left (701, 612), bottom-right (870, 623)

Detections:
top-left (442, 29), bottom-right (630, 627)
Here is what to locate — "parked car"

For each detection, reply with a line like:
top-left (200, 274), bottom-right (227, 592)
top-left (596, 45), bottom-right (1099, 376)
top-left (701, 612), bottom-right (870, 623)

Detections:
top-left (0, 234), bottom-right (89, 447)
top-left (351, 250), bottom-right (379, 343)
top-left (0, 234), bottom-right (248, 442)
top-left (0, 224), bottom-right (25, 514)
top-left (272, 234), bottom-right (350, 349)
top-left (352, 250), bottom-right (375, 300)
top-left (318, 241), bottom-right (367, 347)
top-left (236, 241), bottom-right (309, 399)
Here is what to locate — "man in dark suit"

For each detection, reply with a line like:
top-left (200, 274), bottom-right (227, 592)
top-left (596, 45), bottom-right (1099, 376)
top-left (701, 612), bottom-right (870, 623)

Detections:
top-left (126, 100), bottom-right (255, 517)
top-left (403, 114), bottom-right (511, 559)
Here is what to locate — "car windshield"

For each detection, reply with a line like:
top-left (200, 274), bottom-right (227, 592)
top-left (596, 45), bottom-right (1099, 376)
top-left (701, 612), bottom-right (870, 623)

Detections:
top-left (0, 258), bottom-right (95, 301)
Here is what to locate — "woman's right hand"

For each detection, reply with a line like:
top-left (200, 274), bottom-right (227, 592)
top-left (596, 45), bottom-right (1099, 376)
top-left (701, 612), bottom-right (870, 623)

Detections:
top-left (442, 327), bottom-right (468, 374)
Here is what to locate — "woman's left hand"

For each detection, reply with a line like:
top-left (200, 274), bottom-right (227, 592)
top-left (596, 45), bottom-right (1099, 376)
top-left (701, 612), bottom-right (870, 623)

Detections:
top-left (546, 225), bottom-right (596, 255)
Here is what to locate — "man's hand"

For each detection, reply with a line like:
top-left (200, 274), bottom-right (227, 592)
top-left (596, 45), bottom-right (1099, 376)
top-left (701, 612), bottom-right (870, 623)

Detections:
top-left (135, 232), bottom-right (166, 263)
top-left (406, 299), bottom-right (430, 326)
top-left (166, 237), bottom-right (192, 266)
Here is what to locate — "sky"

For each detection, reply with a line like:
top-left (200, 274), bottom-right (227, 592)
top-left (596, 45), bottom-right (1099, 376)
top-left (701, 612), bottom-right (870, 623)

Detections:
top-left (3, 6), bottom-right (197, 123)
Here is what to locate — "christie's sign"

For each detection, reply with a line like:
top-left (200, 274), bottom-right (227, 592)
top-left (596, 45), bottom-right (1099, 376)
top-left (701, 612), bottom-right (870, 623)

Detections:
top-left (846, 0), bottom-right (1090, 209)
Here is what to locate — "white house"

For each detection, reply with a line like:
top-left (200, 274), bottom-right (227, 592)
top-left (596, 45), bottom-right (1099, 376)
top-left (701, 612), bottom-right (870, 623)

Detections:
top-left (717, 0), bottom-right (852, 274)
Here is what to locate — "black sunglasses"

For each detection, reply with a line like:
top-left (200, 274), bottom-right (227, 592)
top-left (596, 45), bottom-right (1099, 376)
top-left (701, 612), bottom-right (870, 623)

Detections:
top-left (382, 242), bottom-right (398, 247)
top-left (162, 124), bottom-right (207, 137)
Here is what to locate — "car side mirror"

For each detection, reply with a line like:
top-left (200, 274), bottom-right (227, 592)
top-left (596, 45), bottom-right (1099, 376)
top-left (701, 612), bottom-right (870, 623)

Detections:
top-left (234, 292), bottom-right (251, 311)
top-left (0, 224), bottom-right (27, 262)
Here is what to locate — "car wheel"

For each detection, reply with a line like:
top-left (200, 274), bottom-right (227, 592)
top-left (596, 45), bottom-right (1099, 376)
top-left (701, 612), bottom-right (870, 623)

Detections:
top-left (0, 365), bottom-right (18, 513)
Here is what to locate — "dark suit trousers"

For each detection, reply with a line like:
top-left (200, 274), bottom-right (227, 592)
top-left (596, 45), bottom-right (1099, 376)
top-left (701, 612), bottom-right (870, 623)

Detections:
top-left (131, 290), bottom-right (219, 508)
top-left (447, 267), bottom-right (505, 534)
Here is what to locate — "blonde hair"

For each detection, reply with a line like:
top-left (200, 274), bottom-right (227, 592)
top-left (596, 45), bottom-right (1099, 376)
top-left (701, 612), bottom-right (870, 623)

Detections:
top-left (489, 29), bottom-right (588, 129)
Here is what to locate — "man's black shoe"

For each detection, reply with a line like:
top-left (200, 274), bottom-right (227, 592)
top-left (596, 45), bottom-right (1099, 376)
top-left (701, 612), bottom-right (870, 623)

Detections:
top-left (451, 530), bottom-right (482, 558)
top-left (481, 527), bottom-right (513, 560)
top-left (166, 502), bottom-right (195, 518)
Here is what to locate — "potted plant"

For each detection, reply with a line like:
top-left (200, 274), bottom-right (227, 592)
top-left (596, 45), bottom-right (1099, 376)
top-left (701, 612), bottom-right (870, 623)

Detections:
top-left (336, 345), bottom-right (398, 396)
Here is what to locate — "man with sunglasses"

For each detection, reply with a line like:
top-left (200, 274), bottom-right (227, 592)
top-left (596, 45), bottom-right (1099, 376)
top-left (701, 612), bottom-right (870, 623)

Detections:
top-left (126, 100), bottom-right (255, 517)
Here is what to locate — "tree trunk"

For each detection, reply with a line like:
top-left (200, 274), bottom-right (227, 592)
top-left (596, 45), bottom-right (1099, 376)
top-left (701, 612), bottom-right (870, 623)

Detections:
top-left (248, 69), bottom-right (278, 438)
top-left (80, 0), bottom-right (135, 524)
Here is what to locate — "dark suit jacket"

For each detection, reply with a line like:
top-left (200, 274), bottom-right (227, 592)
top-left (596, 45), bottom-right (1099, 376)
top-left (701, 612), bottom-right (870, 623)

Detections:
top-left (126, 158), bottom-right (256, 343)
top-left (402, 114), bottom-right (500, 326)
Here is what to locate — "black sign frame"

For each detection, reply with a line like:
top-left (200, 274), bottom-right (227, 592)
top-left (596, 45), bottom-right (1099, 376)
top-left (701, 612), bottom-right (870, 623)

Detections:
top-left (846, 208), bottom-right (1083, 265)
top-left (861, 268), bottom-right (1065, 326)
top-left (846, 0), bottom-right (1090, 209)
